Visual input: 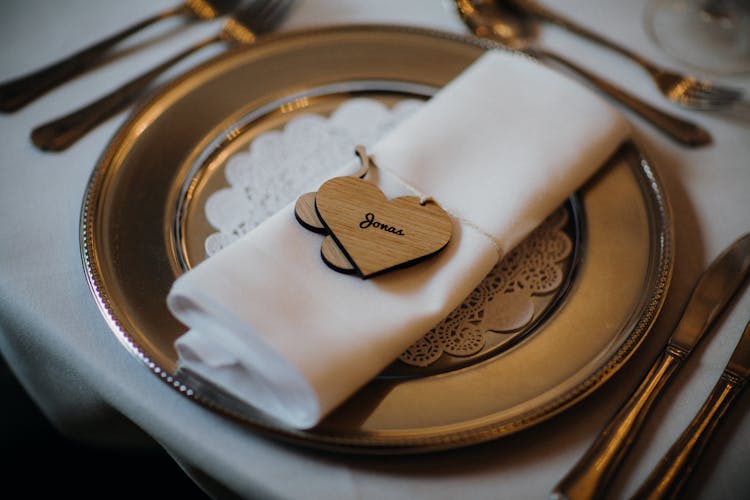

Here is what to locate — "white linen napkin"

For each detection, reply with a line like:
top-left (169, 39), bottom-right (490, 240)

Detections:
top-left (167, 50), bottom-right (630, 429)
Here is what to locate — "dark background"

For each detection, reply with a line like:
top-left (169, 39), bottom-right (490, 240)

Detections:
top-left (1, 354), bottom-right (209, 499)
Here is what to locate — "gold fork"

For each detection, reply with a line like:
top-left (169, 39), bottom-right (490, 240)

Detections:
top-left (508, 0), bottom-right (744, 110)
top-left (31, 0), bottom-right (292, 152)
top-left (456, 0), bottom-right (712, 147)
top-left (0, 0), bottom-right (245, 112)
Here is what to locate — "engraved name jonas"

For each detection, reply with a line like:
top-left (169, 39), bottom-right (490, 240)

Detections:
top-left (359, 212), bottom-right (405, 236)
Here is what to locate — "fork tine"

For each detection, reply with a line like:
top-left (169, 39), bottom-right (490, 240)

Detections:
top-left (684, 83), bottom-right (743, 102)
top-left (655, 69), bottom-right (744, 110)
top-left (223, 0), bottom-right (293, 43)
top-left (677, 99), bottom-right (732, 111)
top-left (682, 93), bottom-right (743, 109)
top-left (254, 0), bottom-right (294, 33)
top-left (233, 0), bottom-right (291, 32)
top-left (662, 74), bottom-right (743, 109)
top-left (232, 0), bottom-right (271, 24)
top-left (676, 94), bottom-right (739, 110)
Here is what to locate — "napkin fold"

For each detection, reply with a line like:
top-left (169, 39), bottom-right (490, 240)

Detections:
top-left (167, 50), bottom-right (630, 429)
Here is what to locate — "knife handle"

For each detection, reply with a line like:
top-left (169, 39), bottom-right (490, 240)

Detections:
top-left (0, 5), bottom-right (188, 113)
top-left (534, 49), bottom-right (711, 147)
top-left (31, 37), bottom-right (218, 151)
top-left (631, 371), bottom-right (747, 500)
top-left (552, 344), bottom-right (686, 500)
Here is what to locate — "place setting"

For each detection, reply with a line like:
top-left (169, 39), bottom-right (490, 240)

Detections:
top-left (2, 1), bottom-right (749, 498)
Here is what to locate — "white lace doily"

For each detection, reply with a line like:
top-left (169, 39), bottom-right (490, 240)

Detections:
top-left (203, 97), bottom-right (575, 369)
top-left (204, 98), bottom-right (423, 256)
top-left (399, 208), bottom-right (572, 367)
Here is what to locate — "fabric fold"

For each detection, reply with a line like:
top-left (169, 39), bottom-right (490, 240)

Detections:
top-left (167, 50), bottom-right (630, 428)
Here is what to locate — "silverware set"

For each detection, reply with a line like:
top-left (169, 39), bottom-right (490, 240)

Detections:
top-left (0, 0), bottom-right (244, 112)
top-left (2, 1), bottom-right (748, 493)
top-left (31, 0), bottom-right (291, 151)
top-left (554, 232), bottom-right (750, 499)
top-left (456, 0), bottom-right (745, 147)
top-left (506, 0), bottom-right (743, 110)
top-left (1, 0), bottom-right (744, 151)
top-left (2, 0), bottom-right (745, 152)
top-left (632, 318), bottom-right (750, 499)
top-left (0, 0), bottom-right (292, 151)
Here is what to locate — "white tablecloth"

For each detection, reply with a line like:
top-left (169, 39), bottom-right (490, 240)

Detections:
top-left (1, 1), bottom-right (749, 498)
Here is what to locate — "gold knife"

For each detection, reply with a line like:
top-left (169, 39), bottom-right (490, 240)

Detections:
top-left (632, 317), bottom-right (750, 500)
top-left (552, 233), bottom-right (750, 499)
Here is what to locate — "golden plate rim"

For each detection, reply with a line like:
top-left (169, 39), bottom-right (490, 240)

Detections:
top-left (80, 24), bottom-right (674, 454)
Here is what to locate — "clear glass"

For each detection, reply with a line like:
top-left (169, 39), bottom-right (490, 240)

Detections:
top-left (645, 0), bottom-right (750, 74)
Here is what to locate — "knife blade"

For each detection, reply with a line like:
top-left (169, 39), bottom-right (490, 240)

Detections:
top-left (670, 234), bottom-right (750, 352)
top-left (552, 232), bottom-right (750, 500)
top-left (633, 318), bottom-right (750, 500)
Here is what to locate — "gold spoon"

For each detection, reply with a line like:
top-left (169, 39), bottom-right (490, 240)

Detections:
top-left (31, 0), bottom-right (292, 152)
top-left (0, 0), bottom-right (245, 112)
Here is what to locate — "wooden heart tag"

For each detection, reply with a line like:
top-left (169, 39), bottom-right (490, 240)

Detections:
top-left (315, 176), bottom-right (453, 278)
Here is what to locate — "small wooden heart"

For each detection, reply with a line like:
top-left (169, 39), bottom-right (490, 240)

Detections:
top-left (321, 235), bottom-right (355, 274)
top-left (315, 176), bottom-right (453, 278)
top-left (294, 192), bottom-right (326, 233)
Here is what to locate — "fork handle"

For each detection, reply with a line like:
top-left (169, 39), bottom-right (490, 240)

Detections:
top-left (511, 0), bottom-right (657, 72)
top-left (536, 49), bottom-right (712, 147)
top-left (0, 4), bottom-right (189, 113)
top-left (31, 36), bottom-right (219, 152)
top-left (552, 345), bottom-right (685, 500)
top-left (631, 370), bottom-right (747, 500)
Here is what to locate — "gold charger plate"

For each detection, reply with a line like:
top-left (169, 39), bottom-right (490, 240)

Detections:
top-left (82, 25), bottom-right (673, 453)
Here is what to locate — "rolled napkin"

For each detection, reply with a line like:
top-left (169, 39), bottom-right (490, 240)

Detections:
top-left (167, 50), bottom-right (630, 429)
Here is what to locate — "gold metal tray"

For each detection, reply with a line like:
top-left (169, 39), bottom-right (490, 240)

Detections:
top-left (81, 25), bottom-right (673, 453)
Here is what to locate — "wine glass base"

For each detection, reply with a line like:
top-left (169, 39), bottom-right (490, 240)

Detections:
top-left (645, 0), bottom-right (750, 74)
